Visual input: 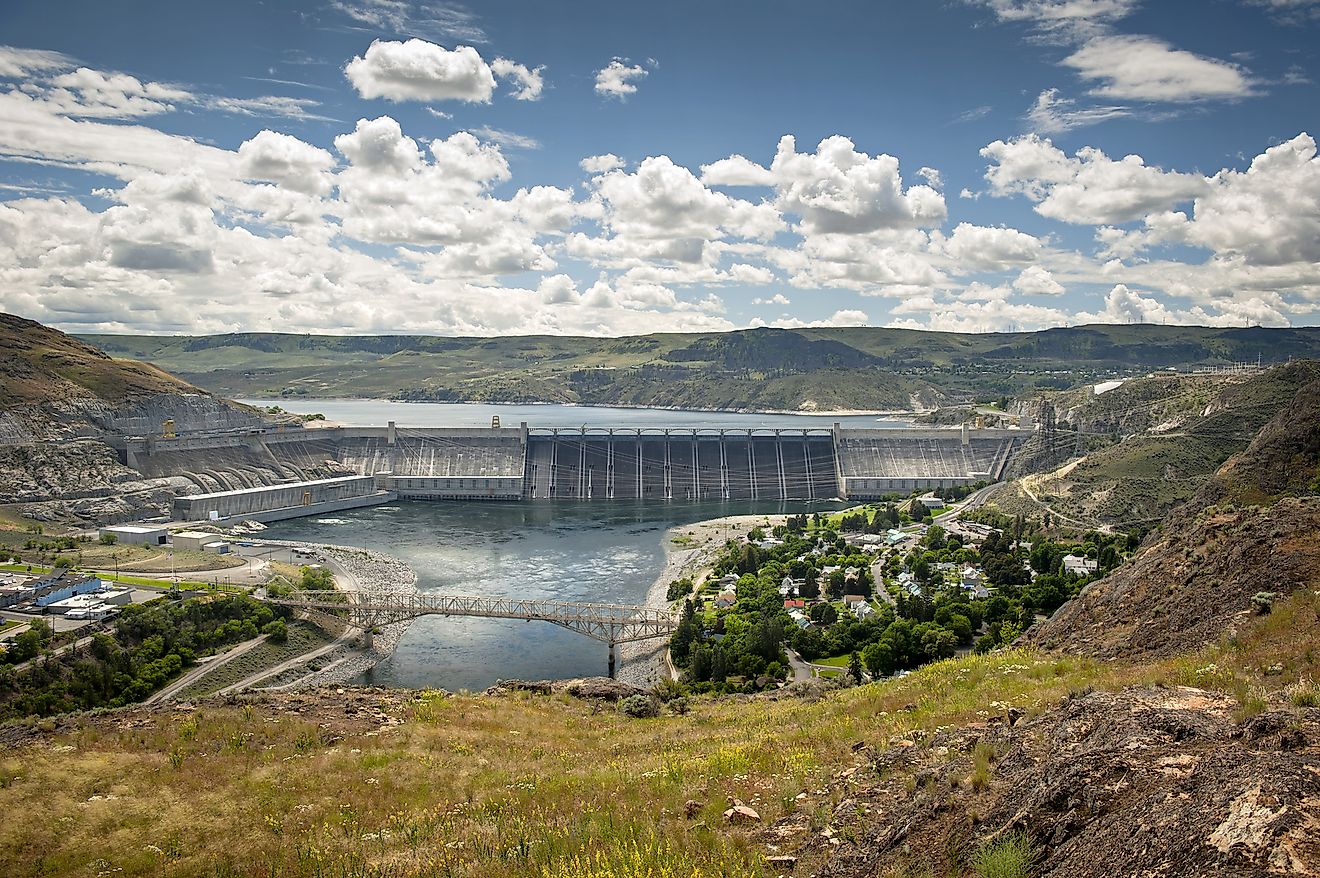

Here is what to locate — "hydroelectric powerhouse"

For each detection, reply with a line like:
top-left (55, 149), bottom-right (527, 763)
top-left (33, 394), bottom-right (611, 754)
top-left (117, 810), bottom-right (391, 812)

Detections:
top-left (106, 420), bottom-right (1029, 522)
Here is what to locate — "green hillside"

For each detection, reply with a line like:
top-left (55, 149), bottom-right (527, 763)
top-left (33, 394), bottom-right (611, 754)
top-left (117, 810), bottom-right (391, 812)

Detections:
top-left (991, 361), bottom-right (1320, 529)
top-left (80, 324), bottom-right (1320, 411)
top-left (0, 312), bottom-right (202, 408)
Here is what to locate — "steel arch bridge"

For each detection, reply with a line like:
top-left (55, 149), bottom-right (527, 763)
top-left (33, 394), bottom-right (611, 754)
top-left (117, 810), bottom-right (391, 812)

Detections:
top-left (263, 590), bottom-right (680, 677)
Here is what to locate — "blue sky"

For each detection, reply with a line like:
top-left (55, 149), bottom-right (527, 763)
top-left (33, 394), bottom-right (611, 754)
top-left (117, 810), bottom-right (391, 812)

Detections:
top-left (0, 0), bottom-right (1317, 336)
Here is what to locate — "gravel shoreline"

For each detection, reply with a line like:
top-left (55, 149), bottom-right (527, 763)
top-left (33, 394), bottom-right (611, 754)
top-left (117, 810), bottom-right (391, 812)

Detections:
top-left (250, 538), bottom-right (418, 689)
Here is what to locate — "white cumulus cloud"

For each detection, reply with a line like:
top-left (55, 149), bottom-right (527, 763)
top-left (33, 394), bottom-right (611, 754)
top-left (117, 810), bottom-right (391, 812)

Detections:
top-left (770, 135), bottom-right (947, 234)
top-left (594, 59), bottom-right (647, 98)
top-left (938, 222), bottom-right (1043, 269)
top-left (1014, 265), bottom-right (1066, 295)
top-left (344, 39), bottom-right (496, 103)
top-left (980, 134), bottom-right (1209, 224)
top-left (580, 153), bottom-right (625, 174)
top-left (491, 57), bottom-right (545, 101)
top-left (701, 155), bottom-right (775, 187)
top-left (238, 130), bottom-right (336, 196)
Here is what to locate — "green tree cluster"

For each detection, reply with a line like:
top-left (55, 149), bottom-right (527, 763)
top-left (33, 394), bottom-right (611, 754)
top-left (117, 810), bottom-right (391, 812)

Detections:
top-left (0, 595), bottom-right (289, 719)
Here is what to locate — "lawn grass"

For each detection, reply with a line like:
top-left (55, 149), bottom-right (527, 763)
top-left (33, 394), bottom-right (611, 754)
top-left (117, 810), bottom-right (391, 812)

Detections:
top-left (0, 563), bottom-right (245, 592)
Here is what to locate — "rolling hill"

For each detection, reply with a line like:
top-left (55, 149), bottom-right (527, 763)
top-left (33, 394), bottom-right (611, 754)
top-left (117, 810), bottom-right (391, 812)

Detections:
top-left (0, 312), bottom-right (199, 409)
top-left (80, 324), bottom-right (1320, 411)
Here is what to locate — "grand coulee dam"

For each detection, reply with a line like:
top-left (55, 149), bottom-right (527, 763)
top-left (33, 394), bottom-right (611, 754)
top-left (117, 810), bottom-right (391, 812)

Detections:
top-left (104, 411), bottom-right (1029, 523)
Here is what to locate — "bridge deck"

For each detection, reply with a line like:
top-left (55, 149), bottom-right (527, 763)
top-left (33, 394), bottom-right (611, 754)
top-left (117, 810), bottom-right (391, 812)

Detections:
top-left (266, 590), bottom-right (679, 645)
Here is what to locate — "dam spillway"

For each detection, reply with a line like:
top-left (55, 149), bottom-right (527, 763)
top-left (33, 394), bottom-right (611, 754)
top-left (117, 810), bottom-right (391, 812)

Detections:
top-left (521, 431), bottom-right (841, 501)
top-left (116, 421), bottom-right (1028, 514)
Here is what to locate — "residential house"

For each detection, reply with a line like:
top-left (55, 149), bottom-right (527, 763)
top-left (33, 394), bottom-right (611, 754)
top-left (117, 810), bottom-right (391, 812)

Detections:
top-left (1062, 554), bottom-right (1099, 576)
top-left (960, 567), bottom-right (990, 599)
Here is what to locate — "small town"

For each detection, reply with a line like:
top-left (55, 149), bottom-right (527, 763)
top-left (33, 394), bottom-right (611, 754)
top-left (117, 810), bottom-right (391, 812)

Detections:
top-left (670, 493), bottom-right (1127, 690)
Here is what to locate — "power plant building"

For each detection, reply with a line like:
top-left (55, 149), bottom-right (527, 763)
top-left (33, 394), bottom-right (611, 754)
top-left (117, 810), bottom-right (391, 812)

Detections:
top-left (171, 475), bottom-right (393, 523)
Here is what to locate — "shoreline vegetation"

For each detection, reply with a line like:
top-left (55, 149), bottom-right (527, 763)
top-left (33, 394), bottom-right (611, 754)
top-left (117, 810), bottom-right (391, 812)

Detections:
top-left (618, 512), bottom-right (796, 686)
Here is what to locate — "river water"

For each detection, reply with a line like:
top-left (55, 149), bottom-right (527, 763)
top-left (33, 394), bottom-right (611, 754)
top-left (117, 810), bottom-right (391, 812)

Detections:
top-left (263, 499), bottom-right (841, 690)
top-left (251, 399), bottom-right (898, 690)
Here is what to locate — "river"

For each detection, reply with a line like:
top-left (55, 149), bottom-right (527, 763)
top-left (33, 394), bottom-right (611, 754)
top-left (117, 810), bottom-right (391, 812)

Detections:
top-left (249, 399), bottom-right (891, 690)
top-left (262, 499), bottom-right (841, 691)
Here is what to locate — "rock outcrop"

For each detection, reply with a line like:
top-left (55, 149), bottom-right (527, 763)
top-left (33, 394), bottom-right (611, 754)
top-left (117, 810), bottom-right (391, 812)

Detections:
top-left (1024, 376), bottom-right (1320, 659)
top-left (769, 686), bottom-right (1320, 878)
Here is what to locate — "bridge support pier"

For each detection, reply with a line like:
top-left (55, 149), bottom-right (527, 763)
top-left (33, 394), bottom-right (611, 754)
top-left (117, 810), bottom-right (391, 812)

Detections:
top-left (361, 626), bottom-right (374, 650)
top-left (608, 640), bottom-right (616, 679)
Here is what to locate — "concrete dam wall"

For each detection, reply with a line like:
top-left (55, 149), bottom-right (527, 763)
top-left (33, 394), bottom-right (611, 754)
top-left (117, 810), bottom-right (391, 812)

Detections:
top-left (120, 422), bottom-right (1027, 519)
top-left (523, 433), bottom-right (839, 501)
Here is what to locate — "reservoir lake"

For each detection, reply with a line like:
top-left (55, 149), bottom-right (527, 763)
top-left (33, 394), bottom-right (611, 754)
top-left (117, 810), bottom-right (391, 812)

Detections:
top-left (238, 398), bottom-right (913, 431)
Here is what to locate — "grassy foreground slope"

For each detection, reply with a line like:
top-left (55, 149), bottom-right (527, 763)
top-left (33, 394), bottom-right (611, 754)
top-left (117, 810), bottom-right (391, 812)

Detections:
top-left (2, 606), bottom-right (1317, 877)
top-left (82, 324), bottom-right (1320, 409)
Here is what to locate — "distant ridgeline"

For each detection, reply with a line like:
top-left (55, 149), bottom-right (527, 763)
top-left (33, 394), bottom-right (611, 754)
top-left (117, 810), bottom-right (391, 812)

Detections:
top-left (81, 324), bottom-right (1320, 408)
top-left (110, 421), bottom-right (1027, 513)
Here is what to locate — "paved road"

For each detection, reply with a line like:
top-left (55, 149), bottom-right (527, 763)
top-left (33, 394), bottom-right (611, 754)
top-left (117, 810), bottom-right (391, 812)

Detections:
top-left (784, 646), bottom-right (815, 682)
top-left (222, 627), bottom-right (358, 694)
top-left (869, 560), bottom-right (896, 607)
top-left (146, 633), bottom-right (268, 704)
top-left (933, 484), bottom-right (999, 526)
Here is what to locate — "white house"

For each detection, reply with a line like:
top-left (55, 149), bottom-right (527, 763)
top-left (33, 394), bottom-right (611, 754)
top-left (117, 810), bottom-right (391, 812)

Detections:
top-left (1062, 554), bottom-right (1099, 576)
top-left (853, 602), bottom-right (876, 621)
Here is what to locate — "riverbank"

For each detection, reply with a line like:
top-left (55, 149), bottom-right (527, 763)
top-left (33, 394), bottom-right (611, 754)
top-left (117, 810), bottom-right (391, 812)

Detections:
top-left (246, 538), bottom-right (418, 689)
top-left (615, 511), bottom-right (797, 687)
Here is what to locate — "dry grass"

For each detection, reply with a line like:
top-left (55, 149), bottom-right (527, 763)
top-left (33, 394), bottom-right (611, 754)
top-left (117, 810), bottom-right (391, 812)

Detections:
top-left (3, 594), bottom-right (1317, 878)
top-left (0, 650), bottom-right (1151, 877)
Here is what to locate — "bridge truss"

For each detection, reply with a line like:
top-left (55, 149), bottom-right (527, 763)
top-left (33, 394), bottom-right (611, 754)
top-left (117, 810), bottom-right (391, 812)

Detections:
top-left (264, 590), bottom-right (680, 678)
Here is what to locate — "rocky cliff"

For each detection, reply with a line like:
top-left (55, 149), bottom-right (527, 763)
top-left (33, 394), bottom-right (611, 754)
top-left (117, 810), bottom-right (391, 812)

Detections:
top-left (0, 311), bottom-right (263, 442)
top-left (772, 686), bottom-right (1320, 878)
top-left (0, 313), bottom-right (283, 523)
top-left (1024, 374), bottom-right (1320, 659)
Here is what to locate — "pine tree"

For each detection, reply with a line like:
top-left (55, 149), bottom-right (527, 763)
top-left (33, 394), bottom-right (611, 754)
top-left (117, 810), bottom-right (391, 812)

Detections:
top-left (847, 650), bottom-right (864, 685)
